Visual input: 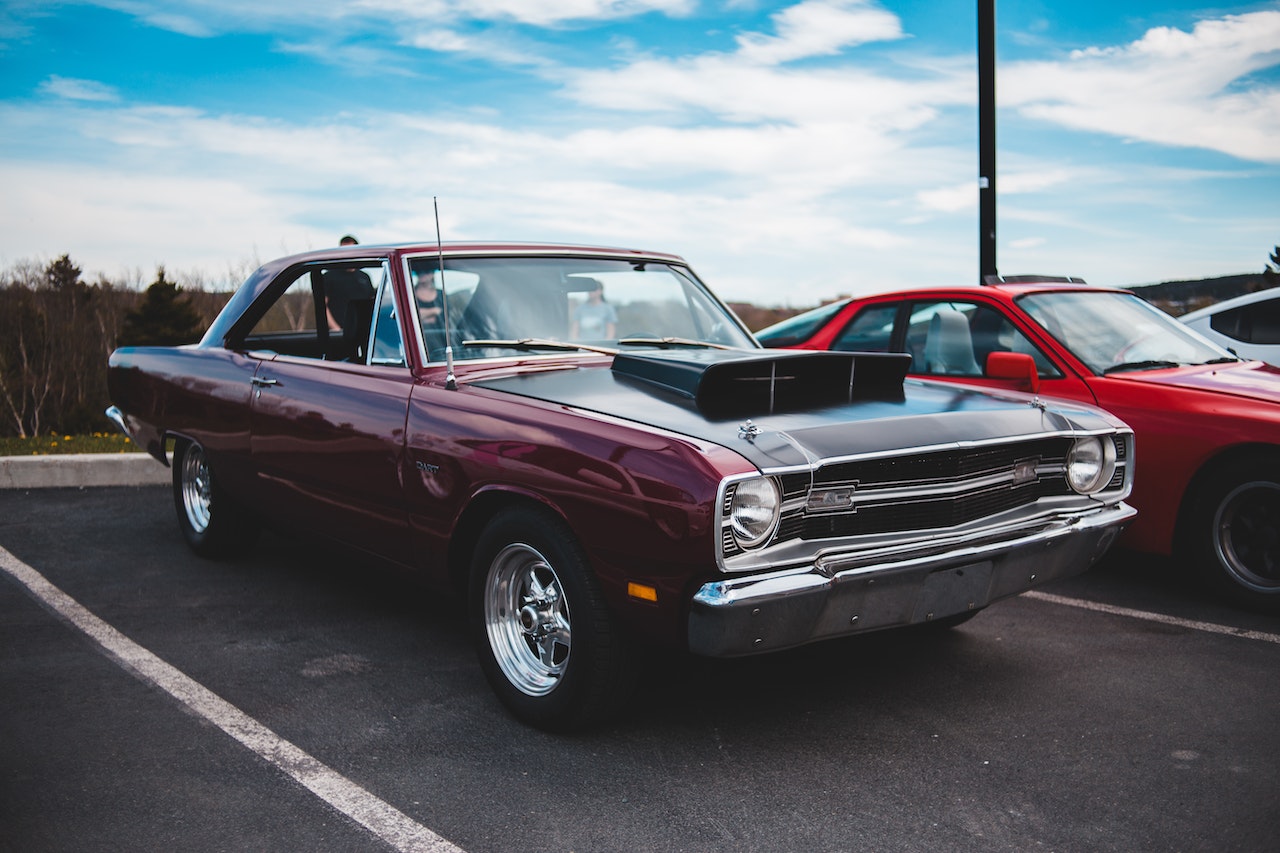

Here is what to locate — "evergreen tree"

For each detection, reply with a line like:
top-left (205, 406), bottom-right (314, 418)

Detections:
top-left (44, 254), bottom-right (83, 291)
top-left (119, 267), bottom-right (205, 347)
top-left (1266, 245), bottom-right (1280, 284)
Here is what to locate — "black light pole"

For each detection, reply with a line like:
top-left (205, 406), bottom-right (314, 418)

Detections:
top-left (978, 0), bottom-right (997, 283)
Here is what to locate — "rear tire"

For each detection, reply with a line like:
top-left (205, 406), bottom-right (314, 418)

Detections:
top-left (1185, 456), bottom-right (1280, 612)
top-left (172, 439), bottom-right (259, 559)
top-left (470, 506), bottom-right (634, 731)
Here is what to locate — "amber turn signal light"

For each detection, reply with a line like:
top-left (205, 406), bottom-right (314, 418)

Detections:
top-left (627, 582), bottom-right (658, 603)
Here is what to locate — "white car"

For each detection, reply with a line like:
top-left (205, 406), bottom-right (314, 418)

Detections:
top-left (1179, 287), bottom-right (1280, 366)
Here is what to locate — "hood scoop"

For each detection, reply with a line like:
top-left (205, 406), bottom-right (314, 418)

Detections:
top-left (612, 349), bottom-right (910, 418)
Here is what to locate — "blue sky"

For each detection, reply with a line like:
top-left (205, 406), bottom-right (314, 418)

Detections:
top-left (1, 1), bottom-right (1277, 305)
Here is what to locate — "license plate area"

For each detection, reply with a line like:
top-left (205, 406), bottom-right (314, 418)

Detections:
top-left (911, 561), bottom-right (994, 623)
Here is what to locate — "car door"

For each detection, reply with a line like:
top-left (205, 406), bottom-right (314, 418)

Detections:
top-left (244, 260), bottom-right (415, 565)
top-left (838, 295), bottom-right (1099, 405)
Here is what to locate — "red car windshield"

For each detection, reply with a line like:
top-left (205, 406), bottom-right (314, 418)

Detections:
top-left (1016, 290), bottom-right (1235, 374)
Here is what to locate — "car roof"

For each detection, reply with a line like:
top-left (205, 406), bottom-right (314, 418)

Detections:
top-left (850, 280), bottom-right (1133, 301)
top-left (1178, 286), bottom-right (1280, 322)
top-left (274, 241), bottom-right (688, 266)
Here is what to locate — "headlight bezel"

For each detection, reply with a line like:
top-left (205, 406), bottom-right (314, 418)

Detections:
top-left (1066, 435), bottom-right (1118, 495)
top-left (726, 476), bottom-right (782, 551)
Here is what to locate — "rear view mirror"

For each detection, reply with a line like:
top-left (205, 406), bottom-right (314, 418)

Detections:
top-left (986, 351), bottom-right (1040, 394)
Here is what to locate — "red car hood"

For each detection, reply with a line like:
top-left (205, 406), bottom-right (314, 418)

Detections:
top-left (1118, 360), bottom-right (1280, 405)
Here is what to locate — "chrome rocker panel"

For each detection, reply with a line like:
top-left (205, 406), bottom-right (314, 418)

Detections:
top-left (688, 502), bottom-right (1135, 657)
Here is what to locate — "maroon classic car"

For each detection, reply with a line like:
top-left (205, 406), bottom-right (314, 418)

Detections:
top-left (108, 242), bottom-right (1135, 729)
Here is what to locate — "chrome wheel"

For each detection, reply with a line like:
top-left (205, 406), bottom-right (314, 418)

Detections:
top-left (171, 439), bottom-right (258, 559)
top-left (483, 543), bottom-right (572, 697)
top-left (180, 442), bottom-right (213, 534)
top-left (1213, 479), bottom-right (1280, 593)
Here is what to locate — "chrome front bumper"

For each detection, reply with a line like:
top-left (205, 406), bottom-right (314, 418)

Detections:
top-left (687, 502), bottom-right (1135, 657)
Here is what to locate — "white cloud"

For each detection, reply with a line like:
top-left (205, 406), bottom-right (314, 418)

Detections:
top-left (431, 0), bottom-right (696, 27)
top-left (38, 76), bottom-right (120, 102)
top-left (1004, 11), bottom-right (1280, 163)
top-left (915, 168), bottom-right (1075, 214)
top-left (0, 161), bottom-right (318, 279)
top-left (736, 0), bottom-right (903, 64)
top-left (403, 28), bottom-right (551, 66)
top-left (0, 92), bottom-right (935, 303)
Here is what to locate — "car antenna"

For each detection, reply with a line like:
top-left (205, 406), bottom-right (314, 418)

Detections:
top-left (433, 196), bottom-right (458, 391)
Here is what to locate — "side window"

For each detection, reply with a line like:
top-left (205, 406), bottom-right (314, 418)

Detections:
top-left (369, 265), bottom-right (406, 367)
top-left (249, 270), bottom-right (319, 337)
top-left (832, 303), bottom-right (898, 352)
top-left (906, 302), bottom-right (982, 376)
top-left (241, 261), bottom-right (384, 362)
top-left (243, 270), bottom-right (324, 358)
top-left (1213, 300), bottom-right (1280, 345)
top-left (906, 300), bottom-right (1059, 378)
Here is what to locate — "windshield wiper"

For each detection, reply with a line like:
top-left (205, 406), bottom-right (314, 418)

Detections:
top-left (1201, 356), bottom-right (1239, 365)
top-left (1102, 359), bottom-right (1181, 374)
top-left (616, 336), bottom-right (735, 350)
top-left (463, 338), bottom-right (618, 355)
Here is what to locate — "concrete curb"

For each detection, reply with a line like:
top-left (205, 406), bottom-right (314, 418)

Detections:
top-left (0, 453), bottom-right (171, 489)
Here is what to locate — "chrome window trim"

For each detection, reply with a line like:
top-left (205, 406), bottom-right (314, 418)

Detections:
top-left (367, 261), bottom-right (406, 367)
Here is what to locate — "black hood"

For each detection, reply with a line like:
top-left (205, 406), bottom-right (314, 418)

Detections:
top-left (610, 349), bottom-right (910, 417)
top-left (468, 349), bottom-right (1115, 471)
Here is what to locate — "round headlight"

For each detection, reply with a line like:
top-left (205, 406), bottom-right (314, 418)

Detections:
top-left (728, 477), bottom-right (781, 550)
top-left (1066, 436), bottom-right (1116, 495)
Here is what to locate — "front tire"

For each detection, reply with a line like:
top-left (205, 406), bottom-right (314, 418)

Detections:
top-left (172, 439), bottom-right (259, 559)
top-left (470, 506), bottom-right (633, 731)
top-left (1185, 456), bottom-right (1280, 612)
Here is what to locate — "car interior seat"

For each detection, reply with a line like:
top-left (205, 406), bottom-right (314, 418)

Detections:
top-left (923, 309), bottom-right (981, 375)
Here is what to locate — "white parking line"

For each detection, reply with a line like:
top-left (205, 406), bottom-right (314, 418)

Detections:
top-left (0, 546), bottom-right (464, 853)
top-left (1024, 590), bottom-right (1280, 645)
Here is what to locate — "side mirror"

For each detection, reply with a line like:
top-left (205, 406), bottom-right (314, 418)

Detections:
top-left (986, 351), bottom-right (1040, 394)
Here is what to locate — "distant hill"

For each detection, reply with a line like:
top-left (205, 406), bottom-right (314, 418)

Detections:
top-left (1129, 273), bottom-right (1277, 316)
top-left (727, 302), bottom-right (812, 332)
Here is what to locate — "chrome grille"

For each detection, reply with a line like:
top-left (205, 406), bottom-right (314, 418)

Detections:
top-left (813, 437), bottom-right (1067, 488)
top-left (800, 478), bottom-right (1070, 539)
top-left (780, 436), bottom-right (1080, 543)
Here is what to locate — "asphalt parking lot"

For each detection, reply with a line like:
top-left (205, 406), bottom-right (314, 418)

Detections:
top-left (2, 485), bottom-right (1278, 852)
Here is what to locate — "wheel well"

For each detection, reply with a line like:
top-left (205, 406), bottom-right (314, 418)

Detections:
top-left (1175, 443), bottom-right (1280, 546)
top-left (446, 490), bottom-right (570, 598)
top-left (160, 432), bottom-right (195, 467)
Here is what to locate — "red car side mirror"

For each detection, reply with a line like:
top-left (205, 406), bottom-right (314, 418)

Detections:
top-left (986, 351), bottom-right (1041, 394)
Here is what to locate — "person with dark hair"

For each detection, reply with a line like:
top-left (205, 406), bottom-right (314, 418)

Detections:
top-left (413, 268), bottom-right (444, 330)
top-left (324, 236), bottom-right (372, 330)
top-left (571, 277), bottom-right (617, 339)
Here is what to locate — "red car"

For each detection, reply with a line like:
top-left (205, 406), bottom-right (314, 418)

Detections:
top-left (758, 278), bottom-right (1280, 610)
top-left (107, 246), bottom-right (1135, 729)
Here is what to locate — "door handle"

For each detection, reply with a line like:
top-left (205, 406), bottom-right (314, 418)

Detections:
top-left (251, 376), bottom-right (280, 387)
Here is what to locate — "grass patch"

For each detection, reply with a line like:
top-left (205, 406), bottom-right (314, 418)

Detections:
top-left (0, 433), bottom-right (142, 456)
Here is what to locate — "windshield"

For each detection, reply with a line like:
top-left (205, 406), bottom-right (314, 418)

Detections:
top-left (1016, 290), bottom-right (1235, 374)
top-left (406, 255), bottom-right (755, 363)
top-left (756, 299), bottom-right (849, 347)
